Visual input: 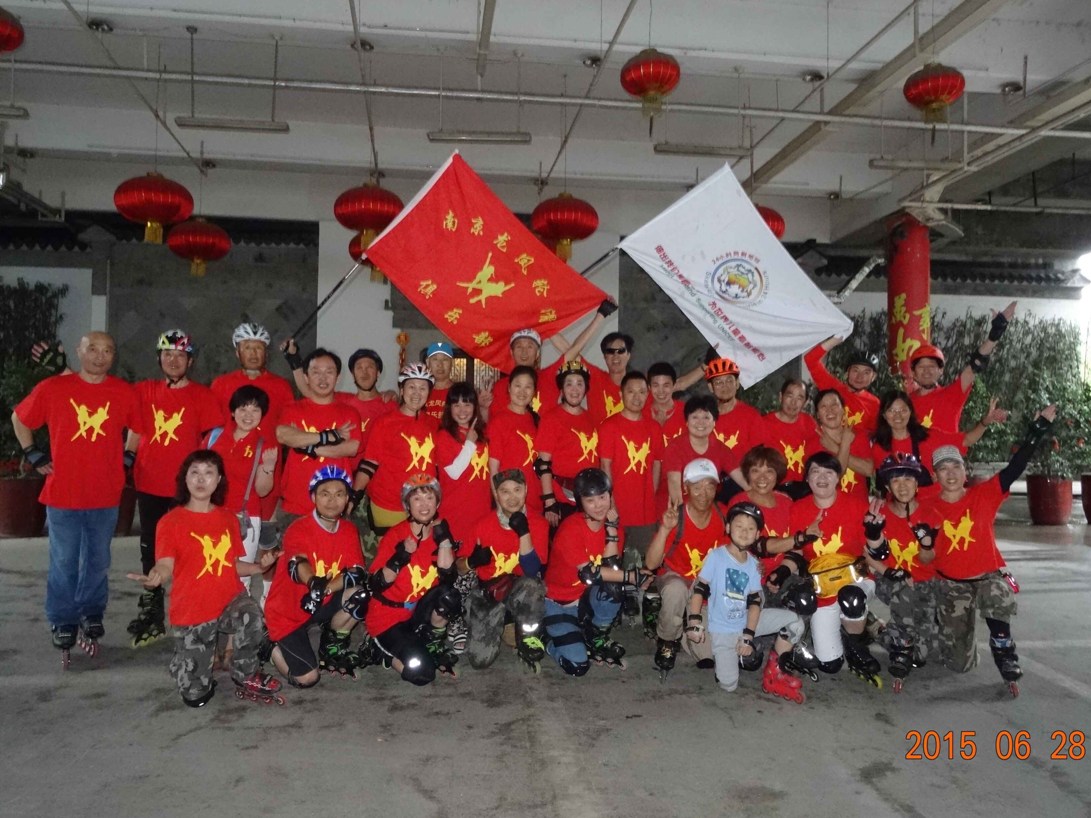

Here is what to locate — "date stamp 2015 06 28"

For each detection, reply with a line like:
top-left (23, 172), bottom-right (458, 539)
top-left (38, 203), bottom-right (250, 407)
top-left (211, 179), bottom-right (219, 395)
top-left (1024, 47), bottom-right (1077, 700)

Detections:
top-left (905, 730), bottom-right (1085, 761)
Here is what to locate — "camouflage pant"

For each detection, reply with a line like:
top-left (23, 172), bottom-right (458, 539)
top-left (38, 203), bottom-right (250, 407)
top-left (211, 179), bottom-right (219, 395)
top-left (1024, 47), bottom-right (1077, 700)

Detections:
top-left (936, 573), bottom-right (1017, 673)
top-left (877, 577), bottom-right (940, 661)
top-left (169, 593), bottom-right (265, 703)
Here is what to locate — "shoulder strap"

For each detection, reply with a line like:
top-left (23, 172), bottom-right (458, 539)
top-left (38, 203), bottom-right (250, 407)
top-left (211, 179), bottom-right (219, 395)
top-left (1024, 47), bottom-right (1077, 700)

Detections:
top-left (241, 437), bottom-right (264, 508)
top-left (205, 426), bottom-right (224, 448)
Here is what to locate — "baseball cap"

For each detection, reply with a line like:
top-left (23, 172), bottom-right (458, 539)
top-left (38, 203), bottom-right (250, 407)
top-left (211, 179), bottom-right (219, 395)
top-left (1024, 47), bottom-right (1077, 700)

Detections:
top-left (492, 468), bottom-right (526, 489)
top-left (932, 445), bottom-right (965, 470)
top-left (426, 341), bottom-right (454, 359)
top-left (509, 328), bottom-right (542, 347)
top-left (683, 458), bottom-right (720, 484)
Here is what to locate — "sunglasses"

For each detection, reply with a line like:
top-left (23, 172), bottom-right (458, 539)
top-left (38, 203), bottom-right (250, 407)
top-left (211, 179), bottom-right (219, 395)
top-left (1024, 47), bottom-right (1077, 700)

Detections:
top-left (603, 347), bottom-right (629, 355)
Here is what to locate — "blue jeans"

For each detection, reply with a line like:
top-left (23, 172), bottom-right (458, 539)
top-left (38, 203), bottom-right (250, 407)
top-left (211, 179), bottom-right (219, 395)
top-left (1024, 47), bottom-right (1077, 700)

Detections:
top-left (544, 587), bottom-right (620, 669)
top-left (45, 506), bottom-right (119, 626)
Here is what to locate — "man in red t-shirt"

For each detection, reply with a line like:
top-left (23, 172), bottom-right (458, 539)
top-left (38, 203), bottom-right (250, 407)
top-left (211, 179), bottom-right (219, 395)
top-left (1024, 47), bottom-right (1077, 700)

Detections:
top-left (644, 362), bottom-right (691, 449)
top-left (908, 301), bottom-right (1015, 432)
top-left (917, 407), bottom-right (1053, 694)
top-left (124, 329), bottom-right (224, 647)
top-left (211, 322), bottom-right (295, 427)
top-left (13, 331), bottom-right (139, 653)
top-left (703, 357), bottom-right (760, 490)
top-left (804, 338), bottom-right (881, 436)
top-left (275, 349), bottom-right (361, 517)
top-left (662, 394), bottom-right (735, 512)
top-left (535, 361), bottom-right (599, 525)
top-left (645, 458), bottom-right (726, 674)
top-left (422, 341), bottom-right (456, 426)
top-left (334, 348), bottom-right (396, 451)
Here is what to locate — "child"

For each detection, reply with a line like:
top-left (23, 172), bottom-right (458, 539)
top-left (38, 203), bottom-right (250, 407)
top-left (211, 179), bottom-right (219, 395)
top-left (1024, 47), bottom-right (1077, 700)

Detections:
top-left (127, 450), bottom-right (281, 708)
top-left (685, 502), bottom-right (807, 703)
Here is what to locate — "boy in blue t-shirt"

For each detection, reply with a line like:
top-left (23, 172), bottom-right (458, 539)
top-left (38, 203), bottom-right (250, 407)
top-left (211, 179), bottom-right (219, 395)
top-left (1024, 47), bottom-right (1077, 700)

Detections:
top-left (685, 502), bottom-right (808, 703)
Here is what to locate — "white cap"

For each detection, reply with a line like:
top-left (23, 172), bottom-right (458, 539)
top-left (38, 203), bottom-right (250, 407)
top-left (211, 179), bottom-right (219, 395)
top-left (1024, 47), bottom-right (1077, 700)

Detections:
top-left (683, 458), bottom-right (720, 484)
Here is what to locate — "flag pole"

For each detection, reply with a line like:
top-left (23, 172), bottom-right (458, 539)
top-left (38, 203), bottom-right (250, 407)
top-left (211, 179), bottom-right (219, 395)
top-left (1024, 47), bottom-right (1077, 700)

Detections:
top-left (289, 261), bottom-right (363, 340)
top-left (578, 247), bottom-right (619, 279)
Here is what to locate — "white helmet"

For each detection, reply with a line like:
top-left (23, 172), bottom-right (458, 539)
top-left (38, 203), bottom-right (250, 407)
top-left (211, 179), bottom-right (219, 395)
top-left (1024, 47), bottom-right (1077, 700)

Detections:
top-left (509, 328), bottom-right (541, 347)
top-left (231, 322), bottom-right (271, 348)
top-left (398, 362), bottom-right (435, 385)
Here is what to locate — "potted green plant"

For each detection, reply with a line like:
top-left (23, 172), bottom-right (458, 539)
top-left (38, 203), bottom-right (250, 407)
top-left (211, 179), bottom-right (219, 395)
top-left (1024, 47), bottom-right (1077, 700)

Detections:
top-left (0, 357), bottom-right (51, 537)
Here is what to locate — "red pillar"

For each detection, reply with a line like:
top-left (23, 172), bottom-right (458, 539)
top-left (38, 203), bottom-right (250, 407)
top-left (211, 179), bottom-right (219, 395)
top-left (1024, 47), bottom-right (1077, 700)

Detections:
top-left (885, 215), bottom-right (931, 384)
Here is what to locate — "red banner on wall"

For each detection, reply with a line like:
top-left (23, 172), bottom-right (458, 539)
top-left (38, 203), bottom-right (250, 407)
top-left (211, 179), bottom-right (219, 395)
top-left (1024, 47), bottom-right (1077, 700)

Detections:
top-left (364, 153), bottom-right (607, 369)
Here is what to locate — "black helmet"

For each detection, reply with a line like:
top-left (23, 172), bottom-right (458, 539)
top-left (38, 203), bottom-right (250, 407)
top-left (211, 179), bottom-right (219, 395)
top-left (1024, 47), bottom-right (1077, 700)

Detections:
top-left (727, 501), bottom-right (765, 531)
top-left (847, 349), bottom-right (881, 372)
top-left (573, 468), bottom-right (611, 503)
top-left (877, 452), bottom-right (923, 486)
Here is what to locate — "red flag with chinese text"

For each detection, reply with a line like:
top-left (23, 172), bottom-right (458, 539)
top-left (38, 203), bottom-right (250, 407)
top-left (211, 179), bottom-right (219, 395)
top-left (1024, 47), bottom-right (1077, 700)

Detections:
top-left (363, 153), bottom-right (607, 369)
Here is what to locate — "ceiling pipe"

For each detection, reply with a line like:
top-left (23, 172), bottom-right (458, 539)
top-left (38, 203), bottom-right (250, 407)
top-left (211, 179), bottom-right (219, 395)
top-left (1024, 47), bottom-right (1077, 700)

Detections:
top-left (900, 200), bottom-right (1091, 216)
top-left (17, 60), bottom-right (1091, 143)
top-left (475, 0), bottom-right (497, 79)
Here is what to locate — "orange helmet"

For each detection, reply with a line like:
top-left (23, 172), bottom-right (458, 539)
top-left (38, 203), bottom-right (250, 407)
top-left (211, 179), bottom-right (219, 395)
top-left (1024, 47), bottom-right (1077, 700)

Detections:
top-left (910, 343), bottom-right (945, 368)
top-left (704, 356), bottom-right (740, 381)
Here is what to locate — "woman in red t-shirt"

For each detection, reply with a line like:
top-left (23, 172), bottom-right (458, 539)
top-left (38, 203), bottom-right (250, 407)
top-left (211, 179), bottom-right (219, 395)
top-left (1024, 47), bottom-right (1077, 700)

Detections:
top-left (127, 450), bottom-right (280, 708)
top-left (813, 388), bottom-right (872, 500)
top-left (435, 383), bottom-right (492, 547)
top-left (487, 366), bottom-right (543, 514)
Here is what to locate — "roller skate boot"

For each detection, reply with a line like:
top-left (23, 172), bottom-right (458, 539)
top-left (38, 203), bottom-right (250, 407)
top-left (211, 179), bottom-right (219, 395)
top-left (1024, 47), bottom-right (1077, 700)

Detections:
top-left (990, 637), bottom-right (1023, 698)
top-left (52, 624), bottom-right (78, 670)
top-left (234, 672), bottom-right (285, 705)
top-left (515, 621), bottom-right (546, 674)
top-left (641, 591), bottom-right (661, 640)
top-left (584, 621), bottom-right (626, 669)
top-left (654, 638), bottom-right (681, 682)
top-left (78, 616), bottom-right (104, 657)
top-left (318, 626), bottom-right (359, 679)
top-left (762, 652), bottom-right (805, 703)
top-left (842, 627), bottom-right (883, 689)
top-left (128, 587), bottom-right (166, 648)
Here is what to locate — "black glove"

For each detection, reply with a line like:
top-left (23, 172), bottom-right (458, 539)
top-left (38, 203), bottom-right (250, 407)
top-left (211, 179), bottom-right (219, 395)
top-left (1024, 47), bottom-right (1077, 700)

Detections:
top-left (466, 543), bottom-right (492, 569)
top-left (432, 519), bottom-right (453, 546)
top-left (988, 311), bottom-right (1009, 342)
top-left (22, 444), bottom-right (51, 470)
top-left (883, 567), bottom-right (910, 583)
top-left (283, 346), bottom-right (303, 370)
top-left (764, 564), bottom-right (792, 589)
top-left (577, 562), bottom-right (601, 585)
top-left (386, 543), bottom-right (412, 572)
top-left (287, 554), bottom-right (311, 584)
top-left (793, 531), bottom-right (818, 550)
top-left (317, 428), bottom-right (343, 447)
top-left (35, 341), bottom-right (68, 376)
top-left (863, 515), bottom-right (885, 541)
top-left (597, 299), bottom-right (618, 318)
top-left (507, 511), bottom-right (530, 538)
top-left (910, 522), bottom-right (938, 550)
top-left (300, 575), bottom-right (329, 614)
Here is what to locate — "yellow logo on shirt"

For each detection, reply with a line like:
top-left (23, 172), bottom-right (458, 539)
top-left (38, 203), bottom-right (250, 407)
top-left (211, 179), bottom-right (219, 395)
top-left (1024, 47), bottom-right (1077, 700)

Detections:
top-left (573, 429), bottom-right (598, 463)
top-left (844, 409), bottom-right (864, 427)
top-left (715, 429), bottom-right (739, 449)
top-left (812, 527), bottom-right (844, 557)
top-left (685, 544), bottom-right (704, 578)
top-left (781, 441), bottom-right (805, 473)
top-left (921, 410), bottom-right (934, 429)
top-left (408, 563), bottom-right (437, 598)
top-left (516, 430), bottom-right (536, 467)
top-left (492, 548), bottom-right (520, 576)
top-left (603, 394), bottom-right (624, 419)
top-left (622, 436), bottom-right (651, 475)
top-left (402, 433), bottom-right (435, 471)
top-left (944, 512), bottom-right (975, 553)
top-left (841, 468), bottom-right (858, 492)
top-left (194, 531), bottom-right (234, 578)
top-left (313, 557), bottom-right (341, 578)
top-left (889, 537), bottom-right (919, 571)
top-left (470, 446), bottom-right (490, 480)
top-left (69, 399), bottom-right (111, 442)
top-left (151, 405), bottom-right (185, 445)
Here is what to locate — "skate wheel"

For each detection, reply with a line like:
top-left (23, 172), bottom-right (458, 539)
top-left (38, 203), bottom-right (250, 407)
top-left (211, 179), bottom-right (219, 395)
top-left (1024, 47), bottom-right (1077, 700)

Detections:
top-left (61, 649), bottom-right (70, 671)
top-left (235, 689), bottom-right (245, 700)
top-left (1008, 681), bottom-right (1020, 698)
top-left (892, 679), bottom-right (904, 694)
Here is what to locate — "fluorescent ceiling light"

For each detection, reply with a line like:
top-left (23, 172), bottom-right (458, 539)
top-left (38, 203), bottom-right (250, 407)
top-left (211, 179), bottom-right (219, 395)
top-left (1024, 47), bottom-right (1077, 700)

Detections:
top-left (653, 142), bottom-right (750, 158)
top-left (869, 158), bottom-right (962, 171)
top-left (174, 116), bottom-right (290, 133)
top-left (427, 130), bottom-right (532, 145)
top-left (0, 105), bottom-right (30, 120)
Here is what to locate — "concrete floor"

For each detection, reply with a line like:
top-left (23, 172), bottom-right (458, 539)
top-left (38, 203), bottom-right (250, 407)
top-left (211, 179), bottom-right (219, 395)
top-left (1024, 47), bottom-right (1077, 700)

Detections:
top-left (1, 506), bottom-right (1089, 818)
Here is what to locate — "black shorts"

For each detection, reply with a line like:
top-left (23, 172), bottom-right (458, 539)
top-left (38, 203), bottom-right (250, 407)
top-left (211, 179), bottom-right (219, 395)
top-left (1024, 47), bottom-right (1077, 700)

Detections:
top-left (274, 597), bottom-right (340, 678)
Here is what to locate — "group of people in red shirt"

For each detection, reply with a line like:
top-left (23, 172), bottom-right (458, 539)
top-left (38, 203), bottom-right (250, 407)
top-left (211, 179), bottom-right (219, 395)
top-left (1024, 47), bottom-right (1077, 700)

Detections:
top-left (13, 296), bottom-right (1051, 705)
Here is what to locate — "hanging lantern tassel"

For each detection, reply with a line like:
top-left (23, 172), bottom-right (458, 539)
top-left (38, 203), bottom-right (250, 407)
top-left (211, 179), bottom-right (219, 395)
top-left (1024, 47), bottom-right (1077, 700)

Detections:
top-left (531, 193), bottom-right (599, 264)
top-left (620, 48), bottom-right (681, 119)
top-left (349, 229), bottom-right (387, 282)
top-left (167, 218), bottom-right (231, 277)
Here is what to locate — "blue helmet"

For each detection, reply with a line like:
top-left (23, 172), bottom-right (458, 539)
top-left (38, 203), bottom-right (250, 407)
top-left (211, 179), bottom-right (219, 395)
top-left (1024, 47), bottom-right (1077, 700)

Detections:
top-left (309, 465), bottom-right (351, 494)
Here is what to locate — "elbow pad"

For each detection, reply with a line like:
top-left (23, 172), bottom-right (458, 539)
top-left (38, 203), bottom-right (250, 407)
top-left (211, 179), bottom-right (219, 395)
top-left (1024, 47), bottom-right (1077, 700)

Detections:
top-left (746, 591), bottom-right (762, 608)
top-left (692, 580), bottom-right (711, 600)
top-left (968, 351), bottom-right (991, 373)
top-left (355, 458), bottom-right (377, 479)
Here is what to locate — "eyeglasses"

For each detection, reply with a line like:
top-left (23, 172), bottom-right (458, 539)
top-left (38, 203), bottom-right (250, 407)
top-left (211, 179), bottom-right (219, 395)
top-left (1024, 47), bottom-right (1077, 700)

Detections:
top-left (603, 347), bottom-right (628, 355)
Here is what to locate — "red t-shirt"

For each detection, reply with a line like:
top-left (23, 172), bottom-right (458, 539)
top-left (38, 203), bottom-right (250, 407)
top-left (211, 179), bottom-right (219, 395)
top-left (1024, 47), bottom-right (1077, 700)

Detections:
top-left (486, 407), bottom-right (542, 514)
top-left (880, 509), bottom-right (936, 582)
top-left (15, 374), bottom-right (138, 509)
top-left (757, 412), bottom-right (821, 482)
top-left (210, 369), bottom-right (295, 428)
top-left (911, 380), bottom-right (969, 433)
top-left (644, 399), bottom-right (687, 449)
top-left (598, 413), bottom-right (664, 527)
top-left (365, 522), bottom-right (442, 635)
top-left (918, 476), bottom-right (1007, 580)
top-left (534, 407), bottom-right (599, 481)
top-left (435, 428), bottom-right (492, 546)
top-left (132, 380), bottom-right (223, 498)
top-left (543, 514), bottom-right (625, 604)
top-left (156, 506), bottom-right (245, 626)
top-left (712, 400), bottom-right (763, 473)
top-left (492, 370), bottom-right (560, 415)
top-left (804, 346), bottom-right (880, 436)
top-left (659, 506), bottom-right (725, 579)
top-left (730, 490), bottom-right (792, 575)
top-left (789, 492), bottom-right (869, 607)
top-left (422, 385), bottom-right (450, 427)
top-left (835, 431), bottom-right (873, 500)
top-left (334, 392), bottom-right (396, 452)
top-left (469, 511), bottom-right (550, 581)
top-left (362, 411), bottom-right (438, 512)
top-left (584, 360), bottom-right (624, 428)
top-left (209, 425), bottom-right (268, 517)
top-left (277, 398), bottom-right (361, 515)
top-left (264, 514), bottom-right (364, 641)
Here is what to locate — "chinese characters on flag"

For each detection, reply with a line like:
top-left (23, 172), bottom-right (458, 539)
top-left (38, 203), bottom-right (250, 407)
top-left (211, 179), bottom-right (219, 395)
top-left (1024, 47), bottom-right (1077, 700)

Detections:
top-left (364, 153), bottom-right (607, 369)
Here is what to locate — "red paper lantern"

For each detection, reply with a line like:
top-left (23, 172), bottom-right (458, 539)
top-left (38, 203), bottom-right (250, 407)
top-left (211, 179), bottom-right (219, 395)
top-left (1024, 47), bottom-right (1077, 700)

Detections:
top-left (167, 218), bottom-right (231, 277)
top-left (0, 8), bottom-right (25, 53)
top-left (903, 62), bottom-right (966, 124)
top-left (620, 48), bottom-right (681, 117)
top-left (757, 205), bottom-right (786, 240)
top-left (335, 183), bottom-right (403, 282)
top-left (531, 192), bottom-right (599, 263)
top-left (114, 172), bottom-right (194, 244)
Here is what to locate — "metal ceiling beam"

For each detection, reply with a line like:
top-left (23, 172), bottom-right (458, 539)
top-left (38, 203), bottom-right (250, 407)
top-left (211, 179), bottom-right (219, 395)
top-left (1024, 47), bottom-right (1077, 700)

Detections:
top-left (475, 0), bottom-right (497, 79)
top-left (749, 0), bottom-right (1011, 190)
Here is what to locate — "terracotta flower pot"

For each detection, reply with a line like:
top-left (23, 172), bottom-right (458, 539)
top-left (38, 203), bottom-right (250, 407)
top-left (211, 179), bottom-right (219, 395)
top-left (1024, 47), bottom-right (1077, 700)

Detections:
top-left (1026, 474), bottom-right (1073, 525)
top-left (0, 476), bottom-right (47, 538)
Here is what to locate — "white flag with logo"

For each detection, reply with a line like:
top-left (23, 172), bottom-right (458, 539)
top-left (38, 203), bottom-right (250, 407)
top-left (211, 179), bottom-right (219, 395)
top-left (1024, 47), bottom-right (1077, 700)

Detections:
top-left (619, 163), bottom-right (853, 387)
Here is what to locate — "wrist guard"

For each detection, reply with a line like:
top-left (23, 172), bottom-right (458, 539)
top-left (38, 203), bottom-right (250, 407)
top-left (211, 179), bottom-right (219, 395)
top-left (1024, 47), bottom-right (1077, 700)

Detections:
top-left (793, 531), bottom-right (818, 550)
top-left (866, 539), bottom-right (891, 561)
top-left (883, 567), bottom-right (910, 583)
top-left (37, 342), bottom-right (68, 376)
top-left (685, 614), bottom-right (705, 634)
top-left (577, 562), bottom-right (601, 585)
top-left (968, 351), bottom-right (991, 373)
top-left (910, 522), bottom-right (937, 550)
top-left (533, 457), bottom-right (553, 477)
top-left (466, 543), bottom-right (492, 569)
top-left (283, 348), bottom-right (303, 370)
top-left (863, 516), bottom-right (885, 540)
top-left (752, 536), bottom-right (769, 558)
top-left (597, 299), bottom-right (618, 318)
top-left (1019, 414), bottom-right (1052, 449)
top-left (317, 428), bottom-right (343, 447)
top-left (507, 511), bottom-right (530, 537)
top-left (22, 443), bottom-right (51, 470)
top-left (301, 575), bottom-right (329, 614)
top-left (294, 445), bottom-right (318, 458)
top-left (287, 554), bottom-right (310, 584)
top-left (432, 519), bottom-right (453, 547)
top-left (988, 312), bottom-right (1009, 342)
top-left (386, 544), bottom-right (412, 572)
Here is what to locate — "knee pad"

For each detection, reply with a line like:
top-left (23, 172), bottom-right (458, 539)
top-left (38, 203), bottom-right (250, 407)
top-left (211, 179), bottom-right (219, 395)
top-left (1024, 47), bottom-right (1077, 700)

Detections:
top-left (400, 652), bottom-right (436, 686)
top-left (837, 585), bottom-right (868, 620)
top-left (341, 586), bottom-right (370, 621)
top-left (739, 647), bottom-right (764, 672)
top-left (817, 656), bottom-right (844, 674)
top-left (556, 656), bottom-right (590, 677)
top-left (765, 564), bottom-right (791, 588)
top-left (288, 674), bottom-right (320, 689)
top-left (783, 581), bottom-right (817, 616)
top-left (778, 618), bottom-right (805, 645)
top-left (182, 684), bottom-right (216, 708)
top-left (781, 551), bottom-right (807, 574)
